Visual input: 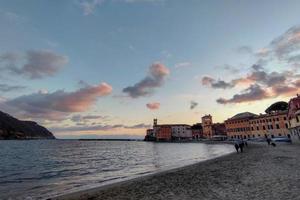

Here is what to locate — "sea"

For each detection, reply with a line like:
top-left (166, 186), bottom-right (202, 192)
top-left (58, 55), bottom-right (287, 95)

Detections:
top-left (0, 140), bottom-right (234, 200)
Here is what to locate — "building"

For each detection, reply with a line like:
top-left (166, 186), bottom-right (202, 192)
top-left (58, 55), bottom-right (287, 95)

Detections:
top-left (201, 115), bottom-right (226, 139)
top-left (191, 123), bottom-right (203, 140)
top-left (202, 115), bottom-right (213, 138)
top-left (225, 102), bottom-right (290, 139)
top-left (212, 123), bottom-right (227, 136)
top-left (170, 124), bottom-right (192, 140)
top-left (156, 125), bottom-right (172, 141)
top-left (151, 119), bottom-right (192, 141)
top-left (249, 111), bottom-right (289, 138)
top-left (288, 94), bottom-right (300, 141)
top-left (225, 112), bottom-right (257, 139)
top-left (144, 129), bottom-right (155, 141)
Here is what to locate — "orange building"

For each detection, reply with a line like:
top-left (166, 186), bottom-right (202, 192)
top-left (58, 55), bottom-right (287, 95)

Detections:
top-left (225, 112), bottom-right (256, 139)
top-left (225, 102), bottom-right (290, 139)
top-left (249, 111), bottom-right (289, 138)
top-left (156, 125), bottom-right (172, 141)
top-left (202, 115), bottom-right (213, 138)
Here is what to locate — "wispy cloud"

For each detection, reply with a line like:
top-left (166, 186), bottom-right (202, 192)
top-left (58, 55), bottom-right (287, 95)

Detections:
top-left (78, 0), bottom-right (165, 15)
top-left (0, 50), bottom-right (68, 79)
top-left (174, 62), bottom-right (192, 69)
top-left (123, 62), bottom-right (170, 98)
top-left (0, 83), bottom-right (26, 92)
top-left (51, 123), bottom-right (151, 132)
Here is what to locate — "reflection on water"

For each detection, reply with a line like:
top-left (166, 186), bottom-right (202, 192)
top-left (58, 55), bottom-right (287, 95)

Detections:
top-left (0, 140), bottom-right (234, 199)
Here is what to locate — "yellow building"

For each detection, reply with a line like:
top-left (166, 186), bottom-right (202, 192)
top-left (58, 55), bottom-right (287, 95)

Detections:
top-left (288, 95), bottom-right (300, 141)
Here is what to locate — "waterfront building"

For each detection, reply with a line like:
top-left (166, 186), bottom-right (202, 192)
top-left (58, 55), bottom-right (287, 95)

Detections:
top-left (249, 111), bottom-right (289, 138)
top-left (151, 119), bottom-right (192, 141)
top-left (201, 115), bottom-right (226, 139)
top-left (202, 115), bottom-right (213, 138)
top-left (191, 123), bottom-right (203, 140)
top-left (225, 102), bottom-right (290, 139)
top-left (156, 125), bottom-right (172, 141)
top-left (288, 94), bottom-right (300, 140)
top-left (225, 112), bottom-right (257, 139)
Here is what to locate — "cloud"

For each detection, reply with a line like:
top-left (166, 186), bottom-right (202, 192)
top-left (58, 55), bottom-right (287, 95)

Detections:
top-left (2, 82), bottom-right (112, 120)
top-left (51, 123), bottom-right (151, 132)
top-left (79, 0), bottom-right (104, 15)
top-left (123, 62), bottom-right (169, 98)
top-left (146, 102), bottom-right (160, 110)
top-left (79, 0), bottom-right (164, 15)
top-left (0, 50), bottom-right (68, 79)
top-left (174, 62), bottom-right (192, 69)
top-left (201, 76), bottom-right (234, 89)
top-left (216, 84), bottom-right (270, 104)
top-left (271, 25), bottom-right (300, 60)
top-left (190, 101), bottom-right (198, 109)
top-left (71, 114), bottom-right (110, 122)
top-left (0, 83), bottom-right (26, 92)
top-left (236, 46), bottom-right (253, 54)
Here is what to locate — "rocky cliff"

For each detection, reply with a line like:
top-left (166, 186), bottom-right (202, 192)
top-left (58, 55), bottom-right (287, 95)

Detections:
top-left (0, 111), bottom-right (55, 139)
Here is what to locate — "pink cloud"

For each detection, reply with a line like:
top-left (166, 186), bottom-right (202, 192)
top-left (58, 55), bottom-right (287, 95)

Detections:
top-left (2, 82), bottom-right (112, 120)
top-left (146, 102), bottom-right (160, 110)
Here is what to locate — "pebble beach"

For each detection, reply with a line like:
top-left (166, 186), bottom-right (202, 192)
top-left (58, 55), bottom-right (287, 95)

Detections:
top-left (52, 142), bottom-right (300, 200)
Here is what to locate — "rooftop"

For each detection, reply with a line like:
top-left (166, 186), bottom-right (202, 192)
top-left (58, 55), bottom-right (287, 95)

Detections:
top-left (230, 112), bottom-right (258, 120)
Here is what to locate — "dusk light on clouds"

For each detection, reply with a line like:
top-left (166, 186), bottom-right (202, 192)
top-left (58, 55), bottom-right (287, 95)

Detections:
top-left (1, 0), bottom-right (300, 139)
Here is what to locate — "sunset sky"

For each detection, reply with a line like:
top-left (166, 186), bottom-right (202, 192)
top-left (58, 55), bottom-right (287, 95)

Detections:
top-left (1, 0), bottom-right (300, 138)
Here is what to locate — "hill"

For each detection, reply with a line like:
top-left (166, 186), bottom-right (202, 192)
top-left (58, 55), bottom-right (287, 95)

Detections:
top-left (0, 111), bottom-right (55, 140)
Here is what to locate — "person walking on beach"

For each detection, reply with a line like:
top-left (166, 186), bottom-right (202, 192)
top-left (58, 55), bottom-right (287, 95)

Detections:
top-left (234, 140), bottom-right (240, 153)
top-left (239, 141), bottom-right (244, 153)
top-left (234, 143), bottom-right (239, 153)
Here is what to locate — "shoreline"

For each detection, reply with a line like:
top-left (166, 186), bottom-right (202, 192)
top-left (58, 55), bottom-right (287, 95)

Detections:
top-left (50, 142), bottom-right (235, 200)
top-left (51, 142), bottom-right (300, 200)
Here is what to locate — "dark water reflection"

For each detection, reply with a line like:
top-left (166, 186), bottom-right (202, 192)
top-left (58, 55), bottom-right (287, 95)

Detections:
top-left (0, 140), bottom-right (234, 199)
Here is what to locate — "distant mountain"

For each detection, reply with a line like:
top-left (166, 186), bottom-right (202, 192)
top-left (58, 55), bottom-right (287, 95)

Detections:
top-left (0, 111), bottom-right (55, 140)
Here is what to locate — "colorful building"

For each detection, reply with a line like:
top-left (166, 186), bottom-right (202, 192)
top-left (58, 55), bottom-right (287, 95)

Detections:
top-left (225, 102), bottom-right (290, 139)
top-left (225, 112), bottom-right (257, 139)
top-left (151, 119), bottom-right (192, 141)
top-left (156, 125), bottom-right (172, 141)
top-left (288, 94), bottom-right (300, 141)
top-left (202, 115), bottom-right (213, 138)
top-left (191, 123), bottom-right (203, 140)
top-left (249, 111), bottom-right (289, 138)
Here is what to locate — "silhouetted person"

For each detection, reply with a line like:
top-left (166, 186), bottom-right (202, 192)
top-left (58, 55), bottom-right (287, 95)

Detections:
top-left (267, 138), bottom-right (271, 145)
top-left (271, 142), bottom-right (276, 147)
top-left (239, 142), bottom-right (244, 153)
top-left (234, 143), bottom-right (239, 153)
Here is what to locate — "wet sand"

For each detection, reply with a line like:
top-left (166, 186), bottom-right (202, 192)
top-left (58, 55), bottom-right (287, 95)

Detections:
top-left (52, 143), bottom-right (300, 200)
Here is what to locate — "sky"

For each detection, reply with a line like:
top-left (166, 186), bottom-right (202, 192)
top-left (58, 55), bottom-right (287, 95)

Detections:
top-left (1, 0), bottom-right (300, 139)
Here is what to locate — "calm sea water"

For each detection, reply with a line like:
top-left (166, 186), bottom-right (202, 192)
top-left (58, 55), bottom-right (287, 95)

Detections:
top-left (0, 140), bottom-right (234, 200)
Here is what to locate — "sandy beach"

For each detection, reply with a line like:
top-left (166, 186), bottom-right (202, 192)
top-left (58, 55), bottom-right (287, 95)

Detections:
top-left (52, 142), bottom-right (300, 200)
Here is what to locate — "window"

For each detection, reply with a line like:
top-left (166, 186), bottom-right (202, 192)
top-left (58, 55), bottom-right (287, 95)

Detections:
top-left (263, 126), bottom-right (266, 130)
top-left (251, 127), bottom-right (254, 131)
top-left (285, 123), bottom-right (288, 128)
top-left (257, 126), bottom-right (259, 130)
top-left (276, 124), bottom-right (280, 129)
top-left (297, 116), bottom-right (300, 123)
top-left (284, 117), bottom-right (287, 120)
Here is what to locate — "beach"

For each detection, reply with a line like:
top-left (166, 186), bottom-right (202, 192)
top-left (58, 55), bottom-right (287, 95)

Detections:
top-left (52, 142), bottom-right (300, 200)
